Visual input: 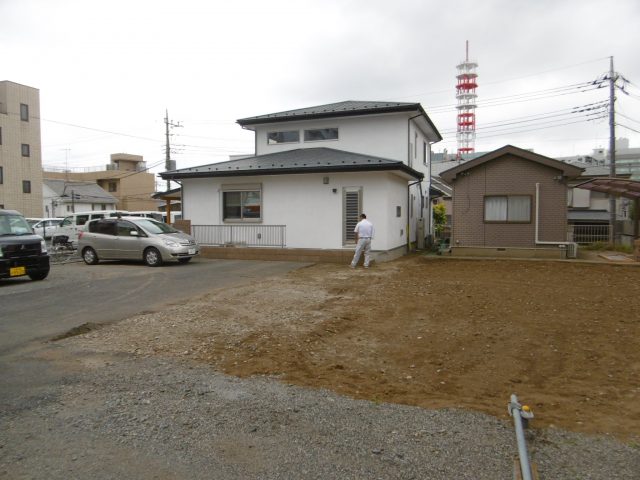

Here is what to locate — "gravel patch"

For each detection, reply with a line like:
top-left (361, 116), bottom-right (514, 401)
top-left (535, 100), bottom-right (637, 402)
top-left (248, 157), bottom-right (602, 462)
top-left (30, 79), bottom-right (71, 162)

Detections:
top-left (1, 346), bottom-right (637, 480)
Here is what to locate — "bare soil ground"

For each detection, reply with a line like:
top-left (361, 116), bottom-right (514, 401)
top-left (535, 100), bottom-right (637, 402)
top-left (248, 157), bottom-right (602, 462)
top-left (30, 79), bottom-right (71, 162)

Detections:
top-left (77, 255), bottom-right (640, 441)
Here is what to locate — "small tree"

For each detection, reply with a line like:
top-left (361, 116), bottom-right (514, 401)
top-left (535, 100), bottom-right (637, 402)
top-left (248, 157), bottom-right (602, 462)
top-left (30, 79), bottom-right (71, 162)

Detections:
top-left (433, 203), bottom-right (446, 237)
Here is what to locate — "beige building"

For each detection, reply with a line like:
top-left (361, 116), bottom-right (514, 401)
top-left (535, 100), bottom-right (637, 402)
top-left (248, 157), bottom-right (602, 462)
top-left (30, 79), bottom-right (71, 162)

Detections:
top-left (44, 153), bottom-right (158, 212)
top-left (0, 81), bottom-right (44, 217)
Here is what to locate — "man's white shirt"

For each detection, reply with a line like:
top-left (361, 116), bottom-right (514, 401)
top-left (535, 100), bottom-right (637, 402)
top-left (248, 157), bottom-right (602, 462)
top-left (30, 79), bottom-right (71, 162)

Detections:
top-left (354, 219), bottom-right (374, 238)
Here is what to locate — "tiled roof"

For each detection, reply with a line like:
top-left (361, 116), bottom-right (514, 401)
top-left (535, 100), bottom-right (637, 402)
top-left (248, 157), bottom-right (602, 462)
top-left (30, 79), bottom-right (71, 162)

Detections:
top-left (440, 145), bottom-right (584, 183)
top-left (237, 101), bottom-right (422, 125)
top-left (43, 179), bottom-right (117, 203)
top-left (161, 148), bottom-right (423, 180)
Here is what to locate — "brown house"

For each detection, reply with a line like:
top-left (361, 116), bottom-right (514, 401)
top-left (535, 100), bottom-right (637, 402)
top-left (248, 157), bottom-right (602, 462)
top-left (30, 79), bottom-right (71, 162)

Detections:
top-left (440, 145), bottom-right (583, 258)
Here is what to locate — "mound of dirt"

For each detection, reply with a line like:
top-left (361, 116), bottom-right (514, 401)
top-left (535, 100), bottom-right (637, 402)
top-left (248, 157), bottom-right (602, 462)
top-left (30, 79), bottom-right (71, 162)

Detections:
top-left (76, 255), bottom-right (640, 440)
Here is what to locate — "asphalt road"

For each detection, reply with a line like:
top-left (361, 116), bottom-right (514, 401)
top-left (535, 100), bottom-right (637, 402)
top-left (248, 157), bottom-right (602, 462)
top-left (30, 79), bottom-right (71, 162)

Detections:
top-left (0, 257), bottom-right (307, 355)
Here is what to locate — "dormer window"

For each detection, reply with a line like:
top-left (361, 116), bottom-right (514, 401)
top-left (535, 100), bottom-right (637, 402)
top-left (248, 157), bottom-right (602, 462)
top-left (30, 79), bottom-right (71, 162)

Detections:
top-left (304, 128), bottom-right (338, 142)
top-left (267, 130), bottom-right (299, 144)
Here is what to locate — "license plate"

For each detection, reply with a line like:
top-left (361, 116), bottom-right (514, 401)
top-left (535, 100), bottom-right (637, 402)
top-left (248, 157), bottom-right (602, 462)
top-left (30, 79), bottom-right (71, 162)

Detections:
top-left (10, 266), bottom-right (26, 277)
top-left (188, 248), bottom-right (196, 255)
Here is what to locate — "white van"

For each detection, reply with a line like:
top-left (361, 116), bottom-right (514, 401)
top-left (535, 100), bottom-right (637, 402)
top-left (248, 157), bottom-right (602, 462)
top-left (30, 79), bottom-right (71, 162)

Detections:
top-left (162, 211), bottom-right (182, 223)
top-left (128, 211), bottom-right (164, 222)
top-left (51, 210), bottom-right (129, 248)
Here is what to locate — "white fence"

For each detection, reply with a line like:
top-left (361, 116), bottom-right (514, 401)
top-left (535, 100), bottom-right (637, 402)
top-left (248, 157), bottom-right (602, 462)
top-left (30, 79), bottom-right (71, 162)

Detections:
top-left (567, 224), bottom-right (609, 244)
top-left (192, 225), bottom-right (286, 247)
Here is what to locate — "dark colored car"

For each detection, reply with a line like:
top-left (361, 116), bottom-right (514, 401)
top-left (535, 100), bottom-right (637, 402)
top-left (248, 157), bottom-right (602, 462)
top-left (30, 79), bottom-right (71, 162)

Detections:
top-left (0, 209), bottom-right (50, 281)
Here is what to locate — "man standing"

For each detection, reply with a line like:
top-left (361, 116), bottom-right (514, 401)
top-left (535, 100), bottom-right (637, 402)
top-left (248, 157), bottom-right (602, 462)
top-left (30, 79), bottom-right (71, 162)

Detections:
top-left (350, 213), bottom-right (374, 269)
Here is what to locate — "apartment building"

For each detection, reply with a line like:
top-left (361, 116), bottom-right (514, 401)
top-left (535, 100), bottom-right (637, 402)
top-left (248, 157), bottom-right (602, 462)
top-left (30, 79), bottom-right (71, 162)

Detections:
top-left (0, 81), bottom-right (44, 216)
top-left (44, 153), bottom-right (158, 212)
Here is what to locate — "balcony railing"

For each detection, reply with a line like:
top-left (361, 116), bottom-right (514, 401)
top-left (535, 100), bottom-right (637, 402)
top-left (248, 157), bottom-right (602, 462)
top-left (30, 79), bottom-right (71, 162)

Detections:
top-left (567, 224), bottom-right (610, 244)
top-left (192, 224), bottom-right (286, 247)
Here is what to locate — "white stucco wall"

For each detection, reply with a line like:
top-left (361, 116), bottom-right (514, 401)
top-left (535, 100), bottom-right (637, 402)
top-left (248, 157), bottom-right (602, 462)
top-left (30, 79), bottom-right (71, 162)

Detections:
top-left (181, 171), bottom-right (416, 251)
top-left (254, 113), bottom-right (410, 161)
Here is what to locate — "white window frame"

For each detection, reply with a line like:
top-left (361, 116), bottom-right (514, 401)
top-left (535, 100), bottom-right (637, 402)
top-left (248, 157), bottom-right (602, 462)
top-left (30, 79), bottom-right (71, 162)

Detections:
top-left (222, 183), bottom-right (262, 223)
top-left (267, 130), bottom-right (300, 145)
top-left (304, 128), bottom-right (339, 142)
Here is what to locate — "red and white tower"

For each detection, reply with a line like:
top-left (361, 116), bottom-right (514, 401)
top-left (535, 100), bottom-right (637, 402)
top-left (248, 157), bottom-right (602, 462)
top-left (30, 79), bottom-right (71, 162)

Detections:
top-left (456, 41), bottom-right (478, 157)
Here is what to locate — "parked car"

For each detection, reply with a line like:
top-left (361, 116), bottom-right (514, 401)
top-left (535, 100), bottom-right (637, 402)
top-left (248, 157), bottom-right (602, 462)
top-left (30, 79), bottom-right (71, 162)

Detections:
top-left (26, 217), bottom-right (43, 227)
top-left (31, 218), bottom-right (64, 239)
top-left (52, 210), bottom-right (129, 248)
top-left (0, 209), bottom-right (50, 281)
top-left (78, 216), bottom-right (199, 267)
top-left (127, 211), bottom-right (164, 222)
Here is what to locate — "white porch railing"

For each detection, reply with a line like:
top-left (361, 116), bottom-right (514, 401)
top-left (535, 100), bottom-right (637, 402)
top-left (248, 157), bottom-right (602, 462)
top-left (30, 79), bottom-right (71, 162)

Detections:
top-left (567, 224), bottom-right (610, 244)
top-left (192, 225), bottom-right (286, 247)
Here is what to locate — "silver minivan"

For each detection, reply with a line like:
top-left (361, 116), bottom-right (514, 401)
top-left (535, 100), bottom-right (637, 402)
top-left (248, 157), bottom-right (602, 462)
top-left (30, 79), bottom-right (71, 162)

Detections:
top-left (78, 216), bottom-right (199, 266)
top-left (52, 210), bottom-right (129, 248)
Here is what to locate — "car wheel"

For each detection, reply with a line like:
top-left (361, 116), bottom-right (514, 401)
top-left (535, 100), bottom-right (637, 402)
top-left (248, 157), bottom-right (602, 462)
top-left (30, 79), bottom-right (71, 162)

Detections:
top-left (144, 247), bottom-right (163, 267)
top-left (82, 247), bottom-right (99, 265)
top-left (28, 270), bottom-right (50, 281)
top-left (177, 257), bottom-right (192, 264)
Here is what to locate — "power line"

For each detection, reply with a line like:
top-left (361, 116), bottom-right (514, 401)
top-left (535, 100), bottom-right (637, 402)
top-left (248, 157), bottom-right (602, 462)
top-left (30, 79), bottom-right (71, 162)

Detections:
top-left (438, 104), bottom-right (607, 135)
top-left (39, 117), bottom-right (160, 143)
top-left (617, 123), bottom-right (640, 134)
top-left (427, 81), bottom-right (595, 113)
top-left (617, 112), bottom-right (640, 125)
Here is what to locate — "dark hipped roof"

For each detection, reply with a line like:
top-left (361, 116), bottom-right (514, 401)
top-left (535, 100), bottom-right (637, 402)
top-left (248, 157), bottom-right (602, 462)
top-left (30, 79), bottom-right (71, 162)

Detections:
top-left (439, 145), bottom-right (584, 183)
top-left (236, 100), bottom-right (442, 141)
top-left (161, 147), bottom-right (423, 181)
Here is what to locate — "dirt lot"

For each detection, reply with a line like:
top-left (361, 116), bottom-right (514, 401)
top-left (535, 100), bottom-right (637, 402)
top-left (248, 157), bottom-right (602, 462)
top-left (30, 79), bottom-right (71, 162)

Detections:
top-left (79, 255), bottom-right (640, 441)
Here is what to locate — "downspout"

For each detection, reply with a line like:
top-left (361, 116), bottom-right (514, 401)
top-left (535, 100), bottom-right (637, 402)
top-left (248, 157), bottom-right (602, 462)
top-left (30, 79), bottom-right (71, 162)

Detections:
top-left (405, 113), bottom-right (423, 253)
top-left (535, 182), bottom-right (577, 258)
top-left (427, 140), bottom-right (437, 244)
top-left (407, 179), bottom-right (422, 253)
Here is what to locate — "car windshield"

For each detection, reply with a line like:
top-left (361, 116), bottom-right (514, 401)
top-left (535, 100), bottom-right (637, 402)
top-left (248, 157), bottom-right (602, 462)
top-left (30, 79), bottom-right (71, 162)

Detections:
top-left (134, 218), bottom-right (180, 235)
top-left (0, 214), bottom-right (34, 236)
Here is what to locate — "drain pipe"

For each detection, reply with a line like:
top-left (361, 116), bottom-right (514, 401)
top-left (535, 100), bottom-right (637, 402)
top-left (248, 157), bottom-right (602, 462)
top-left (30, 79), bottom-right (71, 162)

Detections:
top-left (535, 183), bottom-right (578, 258)
top-left (407, 179), bottom-right (422, 253)
top-left (508, 394), bottom-right (535, 480)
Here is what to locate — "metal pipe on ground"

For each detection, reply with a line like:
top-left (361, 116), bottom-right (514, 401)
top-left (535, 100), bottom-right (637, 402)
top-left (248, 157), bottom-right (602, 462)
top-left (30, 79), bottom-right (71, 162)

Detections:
top-left (508, 394), bottom-right (535, 480)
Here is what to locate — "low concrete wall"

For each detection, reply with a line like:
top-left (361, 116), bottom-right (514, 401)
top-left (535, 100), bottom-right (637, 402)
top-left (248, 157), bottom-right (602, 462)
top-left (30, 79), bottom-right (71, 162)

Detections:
top-left (200, 244), bottom-right (408, 264)
top-left (450, 246), bottom-right (568, 260)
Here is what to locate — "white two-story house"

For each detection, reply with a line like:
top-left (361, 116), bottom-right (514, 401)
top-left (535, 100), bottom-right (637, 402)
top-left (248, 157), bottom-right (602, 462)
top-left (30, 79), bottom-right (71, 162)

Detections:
top-left (161, 101), bottom-right (442, 261)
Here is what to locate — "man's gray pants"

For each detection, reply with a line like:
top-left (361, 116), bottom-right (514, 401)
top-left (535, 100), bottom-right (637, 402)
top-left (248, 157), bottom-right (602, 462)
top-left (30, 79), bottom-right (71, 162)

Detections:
top-left (351, 238), bottom-right (372, 267)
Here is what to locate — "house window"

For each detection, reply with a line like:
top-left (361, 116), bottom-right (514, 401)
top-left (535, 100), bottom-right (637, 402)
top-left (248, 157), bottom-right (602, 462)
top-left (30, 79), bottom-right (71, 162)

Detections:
top-left (343, 187), bottom-right (362, 244)
top-left (222, 185), bottom-right (262, 221)
top-left (484, 195), bottom-right (531, 223)
top-left (0, 166), bottom-right (3, 184)
top-left (423, 141), bottom-right (427, 165)
top-left (21, 144), bottom-right (30, 157)
top-left (267, 130), bottom-right (299, 144)
top-left (108, 182), bottom-right (117, 192)
top-left (0, 126), bottom-right (3, 144)
top-left (22, 180), bottom-right (31, 193)
top-left (20, 103), bottom-right (29, 121)
top-left (304, 128), bottom-right (338, 142)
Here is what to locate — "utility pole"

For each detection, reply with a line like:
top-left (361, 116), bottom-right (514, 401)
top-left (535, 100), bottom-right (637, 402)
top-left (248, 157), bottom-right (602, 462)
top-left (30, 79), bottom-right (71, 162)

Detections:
top-left (164, 109), bottom-right (182, 192)
top-left (608, 56), bottom-right (616, 245)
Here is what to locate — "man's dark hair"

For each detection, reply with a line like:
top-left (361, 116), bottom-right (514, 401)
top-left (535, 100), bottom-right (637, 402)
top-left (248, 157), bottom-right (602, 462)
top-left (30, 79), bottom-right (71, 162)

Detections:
top-left (360, 213), bottom-right (366, 219)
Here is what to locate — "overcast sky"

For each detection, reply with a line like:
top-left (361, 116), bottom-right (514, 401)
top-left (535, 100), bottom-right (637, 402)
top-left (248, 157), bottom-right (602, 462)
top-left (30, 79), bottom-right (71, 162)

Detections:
top-left (3, 0), bottom-right (640, 184)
